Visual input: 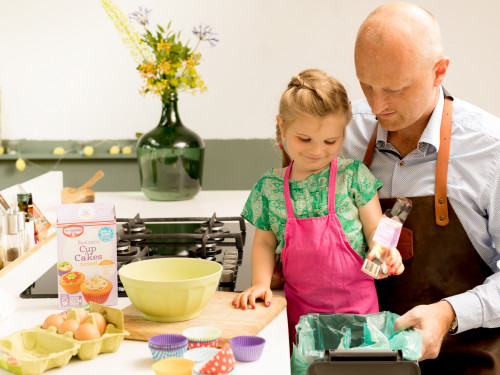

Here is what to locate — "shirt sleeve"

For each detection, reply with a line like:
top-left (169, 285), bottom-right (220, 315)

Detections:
top-left (444, 147), bottom-right (500, 332)
top-left (350, 160), bottom-right (383, 208)
top-left (241, 178), bottom-right (271, 231)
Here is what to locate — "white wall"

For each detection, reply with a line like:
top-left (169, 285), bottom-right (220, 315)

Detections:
top-left (0, 0), bottom-right (499, 141)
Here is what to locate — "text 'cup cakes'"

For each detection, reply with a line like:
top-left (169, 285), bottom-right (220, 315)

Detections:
top-left (59, 271), bottom-right (85, 294)
top-left (80, 275), bottom-right (113, 304)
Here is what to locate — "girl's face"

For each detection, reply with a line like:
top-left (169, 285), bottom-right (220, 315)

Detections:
top-left (279, 113), bottom-right (345, 180)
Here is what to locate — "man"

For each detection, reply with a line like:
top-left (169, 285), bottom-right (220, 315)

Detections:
top-left (344, 2), bottom-right (500, 374)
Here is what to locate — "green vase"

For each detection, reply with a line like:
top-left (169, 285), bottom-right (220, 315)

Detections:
top-left (137, 93), bottom-right (205, 201)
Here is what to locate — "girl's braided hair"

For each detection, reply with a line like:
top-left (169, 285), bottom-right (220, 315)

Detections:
top-left (276, 69), bottom-right (352, 167)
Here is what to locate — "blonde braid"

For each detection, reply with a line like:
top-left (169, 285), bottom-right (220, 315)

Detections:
top-left (275, 123), bottom-right (292, 168)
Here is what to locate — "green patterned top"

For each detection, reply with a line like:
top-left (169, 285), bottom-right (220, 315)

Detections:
top-left (241, 157), bottom-right (382, 258)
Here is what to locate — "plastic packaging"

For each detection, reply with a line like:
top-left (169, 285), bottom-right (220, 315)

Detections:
top-left (291, 311), bottom-right (422, 375)
top-left (361, 197), bottom-right (412, 278)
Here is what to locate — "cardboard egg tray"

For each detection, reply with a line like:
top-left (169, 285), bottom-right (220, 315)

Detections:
top-left (0, 302), bottom-right (129, 375)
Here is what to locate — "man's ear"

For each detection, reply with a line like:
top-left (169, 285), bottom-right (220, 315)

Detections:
top-left (433, 57), bottom-right (450, 87)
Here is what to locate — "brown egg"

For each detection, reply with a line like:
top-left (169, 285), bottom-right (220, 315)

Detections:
top-left (58, 319), bottom-right (80, 335)
top-left (74, 323), bottom-right (101, 341)
top-left (90, 312), bottom-right (107, 336)
top-left (74, 308), bottom-right (88, 324)
top-left (42, 314), bottom-right (65, 330)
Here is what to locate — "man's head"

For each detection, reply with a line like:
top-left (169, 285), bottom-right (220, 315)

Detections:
top-left (354, 2), bottom-right (449, 132)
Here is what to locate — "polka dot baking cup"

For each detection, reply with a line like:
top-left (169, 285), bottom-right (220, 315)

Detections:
top-left (182, 326), bottom-right (221, 349)
top-left (196, 343), bottom-right (235, 375)
top-left (187, 338), bottom-right (220, 349)
top-left (229, 335), bottom-right (265, 362)
top-left (183, 347), bottom-right (220, 364)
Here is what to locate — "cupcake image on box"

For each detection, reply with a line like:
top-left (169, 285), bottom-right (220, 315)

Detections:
top-left (59, 271), bottom-right (85, 294)
top-left (80, 275), bottom-right (113, 304)
top-left (57, 262), bottom-right (73, 276)
top-left (98, 259), bottom-right (116, 278)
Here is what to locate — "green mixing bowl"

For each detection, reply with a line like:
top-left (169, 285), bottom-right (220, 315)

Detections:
top-left (119, 258), bottom-right (222, 322)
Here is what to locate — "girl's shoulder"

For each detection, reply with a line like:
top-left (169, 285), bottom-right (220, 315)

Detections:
top-left (337, 157), bottom-right (371, 175)
top-left (250, 168), bottom-right (284, 190)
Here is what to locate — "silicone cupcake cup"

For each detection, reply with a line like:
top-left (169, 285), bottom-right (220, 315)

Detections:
top-left (229, 335), bottom-right (266, 362)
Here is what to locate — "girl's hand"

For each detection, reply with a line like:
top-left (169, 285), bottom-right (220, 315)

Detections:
top-left (377, 247), bottom-right (404, 279)
top-left (232, 285), bottom-right (273, 310)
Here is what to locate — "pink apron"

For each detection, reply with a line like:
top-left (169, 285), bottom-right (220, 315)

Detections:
top-left (281, 158), bottom-right (379, 344)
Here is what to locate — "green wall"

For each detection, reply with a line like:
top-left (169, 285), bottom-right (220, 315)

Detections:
top-left (0, 139), bottom-right (281, 191)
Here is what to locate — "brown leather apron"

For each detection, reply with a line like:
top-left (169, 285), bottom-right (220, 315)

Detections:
top-left (363, 97), bottom-right (500, 374)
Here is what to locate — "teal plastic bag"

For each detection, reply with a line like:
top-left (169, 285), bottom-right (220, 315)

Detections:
top-left (291, 311), bottom-right (422, 375)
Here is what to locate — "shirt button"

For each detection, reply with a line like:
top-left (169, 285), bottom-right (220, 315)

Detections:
top-left (398, 161), bottom-right (404, 167)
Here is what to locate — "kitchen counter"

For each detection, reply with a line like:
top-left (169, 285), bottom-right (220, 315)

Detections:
top-left (0, 189), bottom-right (291, 374)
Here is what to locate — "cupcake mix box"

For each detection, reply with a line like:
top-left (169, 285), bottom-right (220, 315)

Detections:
top-left (56, 203), bottom-right (117, 309)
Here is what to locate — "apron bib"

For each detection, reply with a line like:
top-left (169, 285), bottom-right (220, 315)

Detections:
top-left (363, 96), bottom-right (500, 375)
top-left (281, 158), bottom-right (379, 344)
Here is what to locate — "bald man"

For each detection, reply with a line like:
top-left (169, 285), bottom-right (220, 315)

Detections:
top-left (343, 2), bottom-right (500, 374)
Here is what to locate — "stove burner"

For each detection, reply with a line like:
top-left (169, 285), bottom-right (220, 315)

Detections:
top-left (199, 220), bottom-right (225, 232)
top-left (122, 222), bottom-right (146, 233)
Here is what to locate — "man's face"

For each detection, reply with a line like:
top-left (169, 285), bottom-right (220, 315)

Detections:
top-left (355, 41), bottom-right (438, 132)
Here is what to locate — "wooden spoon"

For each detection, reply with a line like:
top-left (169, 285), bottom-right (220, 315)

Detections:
top-left (61, 170), bottom-right (105, 204)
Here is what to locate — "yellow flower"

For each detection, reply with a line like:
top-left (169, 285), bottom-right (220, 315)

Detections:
top-left (100, 0), bottom-right (153, 64)
top-left (157, 40), bottom-right (173, 53)
top-left (158, 61), bottom-right (171, 75)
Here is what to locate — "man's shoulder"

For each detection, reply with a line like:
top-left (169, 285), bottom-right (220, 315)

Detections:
top-left (453, 98), bottom-right (500, 138)
top-left (351, 99), bottom-right (375, 117)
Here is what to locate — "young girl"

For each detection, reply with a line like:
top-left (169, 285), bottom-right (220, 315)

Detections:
top-left (232, 69), bottom-right (404, 344)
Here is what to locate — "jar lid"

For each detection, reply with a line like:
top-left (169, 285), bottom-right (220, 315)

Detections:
top-left (17, 193), bottom-right (30, 202)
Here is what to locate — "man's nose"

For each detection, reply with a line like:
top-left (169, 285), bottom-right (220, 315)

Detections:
top-left (369, 90), bottom-right (389, 114)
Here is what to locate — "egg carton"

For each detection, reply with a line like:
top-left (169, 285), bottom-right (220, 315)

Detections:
top-left (0, 302), bottom-right (129, 375)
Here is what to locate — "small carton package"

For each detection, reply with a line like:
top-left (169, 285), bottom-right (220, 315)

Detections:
top-left (56, 203), bottom-right (117, 309)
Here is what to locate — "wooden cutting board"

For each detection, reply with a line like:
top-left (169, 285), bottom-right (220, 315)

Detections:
top-left (122, 291), bottom-right (287, 347)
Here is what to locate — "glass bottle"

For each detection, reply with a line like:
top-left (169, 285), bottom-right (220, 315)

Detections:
top-left (361, 197), bottom-right (413, 278)
top-left (17, 193), bottom-right (36, 250)
top-left (136, 92), bottom-right (205, 201)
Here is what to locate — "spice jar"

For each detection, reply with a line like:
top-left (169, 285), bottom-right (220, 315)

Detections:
top-left (1, 209), bottom-right (25, 266)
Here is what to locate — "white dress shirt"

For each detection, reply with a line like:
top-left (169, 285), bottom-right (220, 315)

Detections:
top-left (343, 86), bottom-right (500, 333)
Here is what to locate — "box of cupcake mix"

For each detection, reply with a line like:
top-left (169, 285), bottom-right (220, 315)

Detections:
top-left (56, 203), bottom-right (117, 309)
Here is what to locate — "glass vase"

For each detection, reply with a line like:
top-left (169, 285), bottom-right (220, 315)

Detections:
top-left (137, 93), bottom-right (205, 201)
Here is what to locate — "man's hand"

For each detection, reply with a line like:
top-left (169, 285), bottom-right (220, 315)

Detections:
top-left (394, 301), bottom-right (456, 361)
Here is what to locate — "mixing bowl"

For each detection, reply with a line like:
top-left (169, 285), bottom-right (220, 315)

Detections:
top-left (119, 258), bottom-right (222, 322)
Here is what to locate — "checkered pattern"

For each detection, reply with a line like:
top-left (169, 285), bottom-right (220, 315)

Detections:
top-left (150, 346), bottom-right (187, 362)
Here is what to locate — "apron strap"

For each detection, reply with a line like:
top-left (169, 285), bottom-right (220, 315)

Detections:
top-left (328, 158), bottom-right (337, 213)
top-left (435, 97), bottom-right (452, 226)
top-left (283, 161), bottom-right (295, 219)
top-left (362, 97), bottom-right (453, 226)
top-left (363, 125), bottom-right (378, 167)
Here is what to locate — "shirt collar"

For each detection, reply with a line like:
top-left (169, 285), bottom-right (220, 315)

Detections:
top-left (375, 86), bottom-right (444, 156)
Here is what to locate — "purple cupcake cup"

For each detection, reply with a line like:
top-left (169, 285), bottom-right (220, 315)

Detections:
top-left (229, 335), bottom-right (266, 362)
top-left (148, 334), bottom-right (188, 350)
